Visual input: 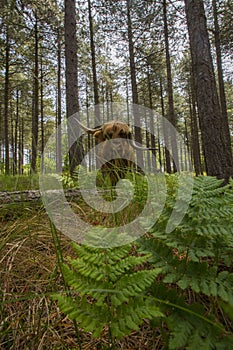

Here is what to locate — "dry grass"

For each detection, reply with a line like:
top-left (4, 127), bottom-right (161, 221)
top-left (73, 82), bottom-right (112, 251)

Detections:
top-left (0, 202), bottom-right (164, 350)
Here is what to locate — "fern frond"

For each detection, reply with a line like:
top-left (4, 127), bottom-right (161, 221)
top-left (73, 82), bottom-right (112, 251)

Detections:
top-left (139, 176), bottom-right (233, 349)
top-left (150, 283), bottom-right (232, 350)
top-left (111, 296), bottom-right (163, 338)
top-left (53, 243), bottom-right (163, 341)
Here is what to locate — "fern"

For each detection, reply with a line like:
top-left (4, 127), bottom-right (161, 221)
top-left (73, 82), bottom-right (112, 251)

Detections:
top-left (52, 243), bottom-right (163, 344)
top-left (139, 176), bottom-right (233, 349)
top-left (52, 176), bottom-right (233, 348)
top-left (150, 282), bottom-right (233, 350)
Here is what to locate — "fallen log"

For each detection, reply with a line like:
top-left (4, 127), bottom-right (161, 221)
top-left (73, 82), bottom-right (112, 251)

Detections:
top-left (0, 189), bottom-right (82, 205)
top-left (0, 188), bottom-right (114, 205)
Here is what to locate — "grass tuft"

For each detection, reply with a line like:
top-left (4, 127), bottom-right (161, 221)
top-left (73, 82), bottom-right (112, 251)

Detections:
top-left (0, 175), bottom-right (39, 192)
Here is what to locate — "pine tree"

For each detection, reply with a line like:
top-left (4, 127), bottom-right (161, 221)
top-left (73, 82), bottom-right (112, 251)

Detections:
top-left (184, 0), bottom-right (233, 181)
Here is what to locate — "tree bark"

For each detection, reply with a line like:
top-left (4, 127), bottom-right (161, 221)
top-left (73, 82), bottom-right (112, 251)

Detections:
top-left (18, 118), bottom-right (24, 175)
top-left (13, 89), bottom-right (19, 175)
top-left (0, 189), bottom-right (82, 204)
top-left (56, 30), bottom-right (62, 173)
top-left (126, 0), bottom-right (143, 167)
top-left (4, 26), bottom-right (10, 175)
top-left (184, 0), bottom-right (233, 181)
top-left (147, 66), bottom-right (157, 171)
top-left (160, 78), bottom-right (171, 173)
top-left (87, 0), bottom-right (100, 125)
top-left (40, 55), bottom-right (45, 174)
top-left (31, 17), bottom-right (39, 173)
top-left (163, 0), bottom-right (179, 173)
top-left (212, 0), bottom-right (231, 152)
top-left (64, 0), bottom-right (84, 174)
top-left (189, 70), bottom-right (202, 176)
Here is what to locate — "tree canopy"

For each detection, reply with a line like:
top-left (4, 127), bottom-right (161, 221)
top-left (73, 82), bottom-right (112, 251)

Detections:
top-left (0, 0), bottom-right (232, 179)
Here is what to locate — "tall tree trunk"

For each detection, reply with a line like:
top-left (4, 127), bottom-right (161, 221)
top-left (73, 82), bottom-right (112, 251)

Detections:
top-left (18, 117), bottom-right (24, 175)
top-left (212, 0), bottom-right (231, 150)
top-left (4, 26), bottom-right (10, 175)
top-left (126, 0), bottom-right (138, 106)
top-left (157, 113), bottom-right (163, 171)
top-left (65, 0), bottom-right (84, 174)
top-left (31, 17), bottom-right (39, 173)
top-left (13, 89), bottom-right (19, 175)
top-left (40, 55), bottom-right (45, 174)
top-left (85, 79), bottom-right (92, 170)
top-left (0, 105), bottom-right (2, 169)
top-left (147, 65), bottom-right (157, 171)
top-left (184, 118), bottom-right (190, 171)
top-left (87, 0), bottom-right (100, 125)
top-left (10, 108), bottom-right (14, 174)
top-left (160, 78), bottom-right (171, 173)
top-left (145, 112), bottom-right (151, 172)
top-left (56, 30), bottom-right (62, 173)
top-left (184, 0), bottom-right (233, 181)
top-left (125, 76), bottom-right (130, 125)
top-left (126, 0), bottom-right (143, 167)
top-left (189, 71), bottom-right (202, 176)
top-left (163, 0), bottom-right (179, 173)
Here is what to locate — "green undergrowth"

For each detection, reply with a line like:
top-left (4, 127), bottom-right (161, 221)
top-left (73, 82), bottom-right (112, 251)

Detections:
top-left (1, 175), bottom-right (233, 349)
top-left (53, 243), bottom-right (163, 346)
top-left (0, 202), bottom-right (43, 221)
top-left (139, 176), bottom-right (233, 349)
top-left (0, 174), bottom-right (39, 191)
top-left (53, 176), bottom-right (233, 349)
top-left (67, 168), bottom-right (151, 228)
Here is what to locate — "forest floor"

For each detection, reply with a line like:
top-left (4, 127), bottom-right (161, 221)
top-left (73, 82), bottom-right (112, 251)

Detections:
top-left (0, 175), bottom-right (165, 349)
top-left (0, 204), bottom-right (165, 350)
top-left (1, 174), bottom-right (233, 349)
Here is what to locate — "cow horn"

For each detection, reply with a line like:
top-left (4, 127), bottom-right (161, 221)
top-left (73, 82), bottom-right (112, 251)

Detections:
top-left (75, 118), bottom-right (102, 134)
top-left (130, 139), bottom-right (157, 151)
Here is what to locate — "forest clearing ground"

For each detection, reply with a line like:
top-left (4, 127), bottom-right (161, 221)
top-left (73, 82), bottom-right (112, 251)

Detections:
top-left (0, 199), bottom-right (165, 349)
top-left (1, 175), bottom-right (233, 349)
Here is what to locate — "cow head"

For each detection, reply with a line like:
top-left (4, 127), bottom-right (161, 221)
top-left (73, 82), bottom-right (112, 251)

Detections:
top-left (76, 119), bottom-right (153, 185)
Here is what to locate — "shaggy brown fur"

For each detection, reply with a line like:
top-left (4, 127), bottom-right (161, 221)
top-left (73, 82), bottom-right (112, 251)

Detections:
top-left (85, 121), bottom-right (135, 185)
top-left (94, 121), bottom-right (135, 185)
